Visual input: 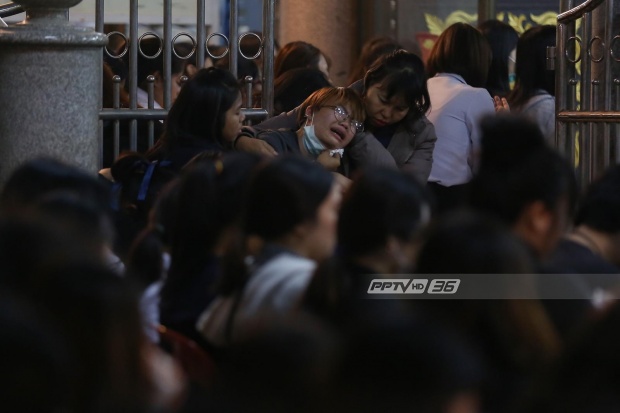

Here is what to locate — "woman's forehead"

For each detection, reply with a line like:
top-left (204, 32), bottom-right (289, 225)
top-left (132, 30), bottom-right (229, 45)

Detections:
top-left (376, 85), bottom-right (407, 104)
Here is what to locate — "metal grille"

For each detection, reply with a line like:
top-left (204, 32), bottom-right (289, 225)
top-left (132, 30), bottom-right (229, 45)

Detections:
top-left (556, 0), bottom-right (620, 187)
top-left (95, 0), bottom-right (275, 166)
top-left (3, 1), bottom-right (275, 166)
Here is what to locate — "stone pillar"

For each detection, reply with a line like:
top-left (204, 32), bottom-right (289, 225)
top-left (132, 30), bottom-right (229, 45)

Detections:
top-left (278, 0), bottom-right (358, 87)
top-left (0, 0), bottom-right (107, 186)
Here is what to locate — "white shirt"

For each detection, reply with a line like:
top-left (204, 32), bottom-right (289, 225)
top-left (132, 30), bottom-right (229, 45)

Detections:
top-left (196, 252), bottom-right (315, 346)
top-left (136, 88), bottom-right (163, 110)
top-left (519, 91), bottom-right (555, 145)
top-left (426, 73), bottom-right (495, 186)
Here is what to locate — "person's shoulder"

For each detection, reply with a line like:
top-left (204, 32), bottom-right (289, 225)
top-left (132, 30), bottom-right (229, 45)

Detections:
top-left (257, 128), bottom-right (296, 140)
top-left (521, 93), bottom-right (555, 113)
top-left (529, 93), bottom-right (555, 106)
top-left (257, 128), bottom-right (298, 153)
top-left (413, 115), bottom-right (434, 129)
top-left (251, 253), bottom-right (316, 291)
top-left (466, 84), bottom-right (493, 98)
top-left (398, 114), bottom-right (433, 136)
top-left (464, 86), bottom-right (495, 110)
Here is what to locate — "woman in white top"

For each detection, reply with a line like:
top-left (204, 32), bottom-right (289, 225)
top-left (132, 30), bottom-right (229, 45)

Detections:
top-left (196, 156), bottom-right (341, 347)
top-left (425, 22), bottom-right (496, 212)
top-left (507, 25), bottom-right (557, 145)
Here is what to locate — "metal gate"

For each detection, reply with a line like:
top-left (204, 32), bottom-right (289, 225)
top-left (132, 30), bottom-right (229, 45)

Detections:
top-left (1, 0), bottom-right (275, 167)
top-left (97, 0), bottom-right (275, 165)
top-left (556, 0), bottom-right (620, 187)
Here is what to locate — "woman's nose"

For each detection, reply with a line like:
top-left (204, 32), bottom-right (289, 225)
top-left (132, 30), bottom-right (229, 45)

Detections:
top-left (380, 106), bottom-right (392, 118)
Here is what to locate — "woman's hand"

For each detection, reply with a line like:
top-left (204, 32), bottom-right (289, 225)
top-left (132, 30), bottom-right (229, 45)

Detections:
top-left (332, 172), bottom-right (352, 192)
top-left (494, 96), bottom-right (510, 113)
top-left (316, 150), bottom-right (341, 171)
top-left (234, 135), bottom-right (278, 156)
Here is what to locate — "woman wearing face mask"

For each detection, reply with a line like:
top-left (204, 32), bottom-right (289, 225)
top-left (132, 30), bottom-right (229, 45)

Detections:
top-left (253, 87), bottom-right (365, 175)
top-left (234, 50), bottom-right (436, 184)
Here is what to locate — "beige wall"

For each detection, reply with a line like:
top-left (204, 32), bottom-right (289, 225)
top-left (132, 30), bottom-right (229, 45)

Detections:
top-left (278, 0), bottom-right (358, 87)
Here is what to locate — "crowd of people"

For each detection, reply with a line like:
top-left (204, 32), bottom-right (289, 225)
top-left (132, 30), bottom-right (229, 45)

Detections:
top-left (4, 18), bottom-right (620, 413)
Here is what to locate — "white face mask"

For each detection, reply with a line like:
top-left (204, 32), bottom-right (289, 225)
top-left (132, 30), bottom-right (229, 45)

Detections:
top-left (301, 113), bottom-right (326, 158)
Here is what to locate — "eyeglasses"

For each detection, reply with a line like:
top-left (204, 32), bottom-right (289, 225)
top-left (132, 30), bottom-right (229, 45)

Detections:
top-left (323, 105), bottom-right (364, 133)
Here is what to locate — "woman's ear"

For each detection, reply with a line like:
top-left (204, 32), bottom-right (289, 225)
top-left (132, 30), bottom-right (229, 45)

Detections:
top-left (305, 106), bottom-right (313, 118)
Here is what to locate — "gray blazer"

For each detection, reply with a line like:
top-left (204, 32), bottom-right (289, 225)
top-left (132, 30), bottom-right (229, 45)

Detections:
top-left (348, 79), bottom-right (437, 183)
top-left (386, 116), bottom-right (437, 183)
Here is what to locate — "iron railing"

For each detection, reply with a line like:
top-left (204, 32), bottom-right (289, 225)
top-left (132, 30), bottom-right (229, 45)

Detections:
top-left (556, 0), bottom-right (619, 186)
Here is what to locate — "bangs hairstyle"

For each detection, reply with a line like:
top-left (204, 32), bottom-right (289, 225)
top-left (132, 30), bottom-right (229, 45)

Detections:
top-left (297, 87), bottom-right (366, 126)
top-left (163, 67), bottom-right (240, 147)
top-left (364, 49), bottom-right (430, 122)
top-left (427, 22), bottom-right (492, 88)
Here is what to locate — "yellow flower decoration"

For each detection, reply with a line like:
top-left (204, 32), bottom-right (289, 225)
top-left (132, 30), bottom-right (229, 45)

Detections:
top-left (424, 11), bottom-right (477, 35)
top-left (424, 13), bottom-right (445, 36)
top-left (531, 11), bottom-right (558, 26)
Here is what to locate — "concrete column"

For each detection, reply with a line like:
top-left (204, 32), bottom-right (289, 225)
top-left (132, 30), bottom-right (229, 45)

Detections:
top-left (278, 0), bottom-right (358, 87)
top-left (0, 0), bottom-right (107, 186)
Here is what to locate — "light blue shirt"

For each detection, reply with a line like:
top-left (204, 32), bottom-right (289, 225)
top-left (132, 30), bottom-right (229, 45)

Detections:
top-left (426, 73), bottom-right (495, 186)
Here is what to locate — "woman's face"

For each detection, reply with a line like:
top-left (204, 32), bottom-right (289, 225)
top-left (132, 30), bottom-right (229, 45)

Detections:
top-left (364, 83), bottom-right (410, 127)
top-left (221, 93), bottom-right (245, 143)
top-left (317, 54), bottom-right (331, 81)
top-left (306, 103), bottom-right (358, 149)
top-left (303, 183), bottom-right (342, 262)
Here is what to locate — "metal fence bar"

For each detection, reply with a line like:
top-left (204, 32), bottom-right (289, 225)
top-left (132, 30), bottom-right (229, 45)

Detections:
top-left (556, 0), bottom-right (614, 187)
top-left (100, 109), bottom-right (167, 120)
top-left (581, 12), bottom-right (593, 185)
top-left (163, 0), bottom-right (172, 110)
top-left (0, 2), bottom-right (23, 18)
top-left (615, 80), bottom-right (620, 161)
top-left (262, 0), bottom-right (275, 116)
top-left (558, 111), bottom-right (620, 121)
top-left (229, 0), bottom-right (239, 78)
top-left (558, 0), bottom-right (606, 23)
top-left (129, 0), bottom-right (139, 150)
top-left (196, 0), bottom-right (206, 70)
top-left (113, 76), bottom-right (121, 159)
top-left (93, 0), bottom-right (273, 168)
top-left (95, 0), bottom-right (104, 33)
